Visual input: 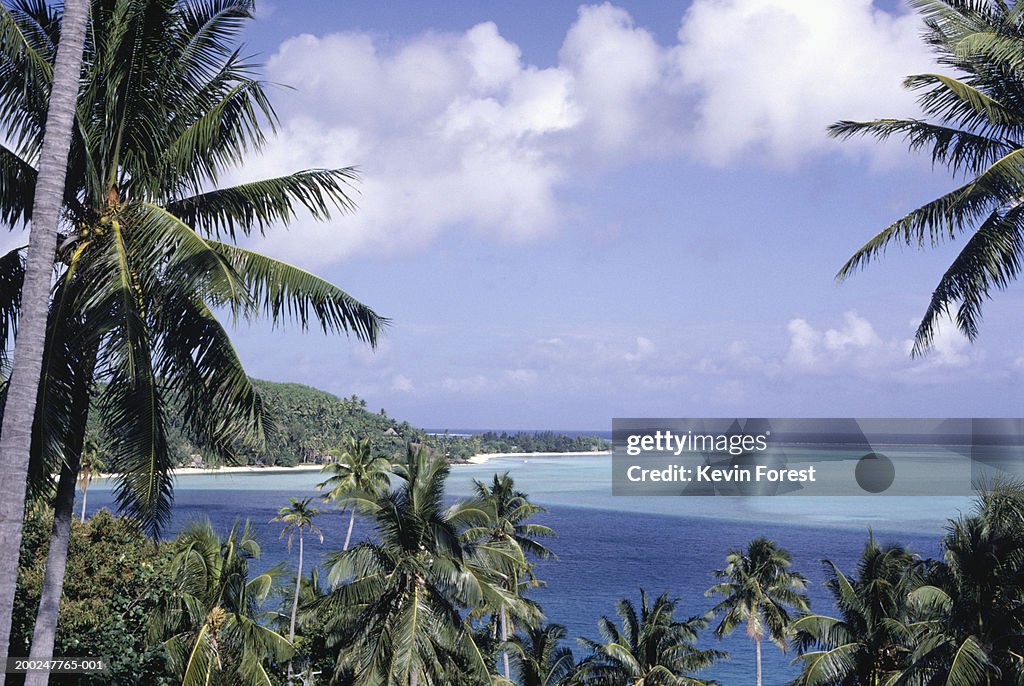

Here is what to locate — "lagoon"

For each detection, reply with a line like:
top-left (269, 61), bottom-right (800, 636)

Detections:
top-left (87, 453), bottom-right (961, 684)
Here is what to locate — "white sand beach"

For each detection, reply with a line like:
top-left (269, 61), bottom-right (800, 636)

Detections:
top-left (458, 450), bottom-right (610, 466)
top-left (95, 463), bottom-right (328, 480)
top-left (92, 452), bottom-right (611, 479)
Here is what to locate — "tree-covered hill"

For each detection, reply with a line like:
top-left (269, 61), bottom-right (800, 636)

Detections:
top-left (137, 379), bottom-right (610, 468)
top-left (192, 379), bottom-right (425, 467)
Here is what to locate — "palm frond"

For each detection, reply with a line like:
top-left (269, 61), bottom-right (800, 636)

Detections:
top-left (166, 167), bottom-right (359, 240)
top-left (206, 240), bottom-right (386, 342)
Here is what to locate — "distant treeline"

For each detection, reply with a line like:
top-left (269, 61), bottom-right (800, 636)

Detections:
top-left (437, 431), bottom-right (611, 461)
top-left (94, 379), bottom-right (609, 467)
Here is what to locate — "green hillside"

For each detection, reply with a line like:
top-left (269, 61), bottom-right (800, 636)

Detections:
top-left (90, 378), bottom-right (609, 467)
top-left (196, 379), bottom-right (425, 467)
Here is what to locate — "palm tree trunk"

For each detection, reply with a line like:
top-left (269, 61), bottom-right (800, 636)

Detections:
top-left (500, 607), bottom-right (510, 680)
top-left (0, 1), bottom-right (90, 677)
top-left (24, 453), bottom-right (80, 686)
top-left (344, 509), bottom-right (355, 551)
top-left (287, 533), bottom-right (303, 681)
top-left (24, 347), bottom-right (94, 686)
top-left (79, 483), bottom-right (87, 522)
top-left (755, 636), bottom-right (762, 686)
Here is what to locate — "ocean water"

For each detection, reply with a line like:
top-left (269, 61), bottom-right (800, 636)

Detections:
top-left (86, 454), bottom-right (959, 684)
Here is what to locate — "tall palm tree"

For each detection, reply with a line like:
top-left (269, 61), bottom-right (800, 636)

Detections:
top-left (273, 496), bottom-right (323, 680)
top-left (317, 437), bottom-right (391, 551)
top-left (319, 444), bottom-right (497, 686)
top-left (789, 535), bottom-right (918, 686)
top-left (577, 589), bottom-right (725, 685)
top-left (151, 518), bottom-right (293, 685)
top-left (705, 538), bottom-right (809, 686)
top-left (464, 472), bottom-right (555, 681)
top-left (0, 0), bottom-right (90, 676)
top-left (0, 0), bottom-right (384, 675)
top-left (829, 0), bottom-right (1024, 354)
top-left (77, 432), bottom-right (106, 522)
top-left (508, 623), bottom-right (581, 686)
top-left (891, 482), bottom-right (1024, 685)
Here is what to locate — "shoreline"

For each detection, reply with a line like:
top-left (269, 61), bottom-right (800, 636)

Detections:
top-left (456, 450), bottom-right (611, 466)
top-left (95, 451), bottom-right (611, 479)
top-left (97, 463), bottom-right (329, 480)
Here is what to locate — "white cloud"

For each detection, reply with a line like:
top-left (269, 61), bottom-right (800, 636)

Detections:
top-left (235, 1), bottom-right (937, 265)
top-left (902, 318), bottom-right (972, 370)
top-left (390, 374), bottom-right (415, 393)
top-left (624, 336), bottom-right (656, 362)
top-left (675, 0), bottom-right (934, 165)
top-left (785, 311), bottom-right (917, 373)
top-left (785, 318), bottom-right (822, 371)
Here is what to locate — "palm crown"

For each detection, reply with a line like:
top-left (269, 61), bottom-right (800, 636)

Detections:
top-left (831, 0), bottom-right (1024, 353)
top-left (577, 589), bottom-right (725, 686)
top-left (789, 536), bottom-right (918, 686)
top-left (705, 538), bottom-right (808, 686)
top-left (0, 0), bottom-right (386, 533)
top-left (319, 445), bottom-right (500, 685)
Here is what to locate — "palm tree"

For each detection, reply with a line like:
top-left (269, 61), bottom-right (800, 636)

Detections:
top-left (317, 437), bottom-right (391, 551)
top-left (77, 433), bottom-right (106, 522)
top-left (891, 482), bottom-right (1024, 685)
top-left (790, 535), bottom-right (918, 686)
top-left (577, 589), bottom-right (725, 685)
top-left (508, 623), bottom-right (581, 686)
top-left (318, 444), bottom-right (496, 685)
top-left (0, 0), bottom-right (90, 675)
top-left (273, 496), bottom-right (323, 680)
top-left (705, 538), bottom-right (809, 686)
top-left (464, 472), bottom-right (555, 681)
top-left (0, 0), bottom-right (384, 675)
top-left (829, 1), bottom-right (1024, 354)
top-left (273, 566), bottom-right (336, 685)
top-left (151, 518), bottom-right (293, 685)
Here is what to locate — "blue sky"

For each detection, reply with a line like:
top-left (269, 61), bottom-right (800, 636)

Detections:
top-left (220, 0), bottom-right (1024, 429)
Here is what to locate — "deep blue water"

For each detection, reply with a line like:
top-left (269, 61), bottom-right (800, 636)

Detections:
top-left (84, 459), bottom-right (947, 685)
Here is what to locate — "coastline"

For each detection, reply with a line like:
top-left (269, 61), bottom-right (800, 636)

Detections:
top-left (456, 450), bottom-right (611, 466)
top-left (96, 463), bottom-right (328, 480)
top-left (94, 451), bottom-right (611, 480)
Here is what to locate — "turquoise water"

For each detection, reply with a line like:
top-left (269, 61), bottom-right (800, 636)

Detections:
top-left (88, 454), bottom-right (963, 684)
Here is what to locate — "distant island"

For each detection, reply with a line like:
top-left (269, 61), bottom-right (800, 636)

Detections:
top-left (92, 378), bottom-right (610, 468)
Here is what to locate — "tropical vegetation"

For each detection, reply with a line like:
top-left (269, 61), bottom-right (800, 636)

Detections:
top-left (576, 589), bottom-right (726, 685)
top-left (0, 0), bottom-right (383, 681)
top-left (18, 441), bottom-right (1024, 686)
top-left (706, 537), bottom-right (809, 686)
top-left (831, 0), bottom-right (1024, 354)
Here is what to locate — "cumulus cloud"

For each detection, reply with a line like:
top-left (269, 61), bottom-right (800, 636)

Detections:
top-left (785, 311), bottom-right (904, 372)
top-left (778, 310), bottom-right (979, 378)
top-left (675, 0), bottom-right (934, 165)
top-left (236, 1), bottom-right (936, 265)
top-left (902, 318), bottom-right (972, 370)
top-left (624, 336), bottom-right (656, 362)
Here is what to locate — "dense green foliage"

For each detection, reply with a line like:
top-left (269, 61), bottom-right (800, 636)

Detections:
top-left (19, 457), bottom-right (1024, 686)
top-left (134, 380), bottom-right (610, 468)
top-left (13, 508), bottom-right (172, 685)
top-left (439, 431), bottom-right (611, 462)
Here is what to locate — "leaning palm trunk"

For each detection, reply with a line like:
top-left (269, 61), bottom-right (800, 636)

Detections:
top-left (0, 1), bottom-right (90, 677)
top-left (288, 533), bottom-right (304, 680)
top-left (344, 509), bottom-right (355, 551)
top-left (500, 607), bottom-right (511, 680)
top-left (25, 348), bottom-right (93, 686)
top-left (25, 453), bottom-right (80, 686)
